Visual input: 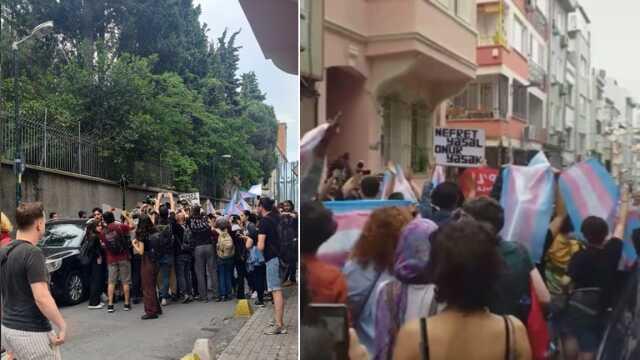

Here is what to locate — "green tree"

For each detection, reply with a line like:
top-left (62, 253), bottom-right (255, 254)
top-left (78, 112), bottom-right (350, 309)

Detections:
top-left (240, 71), bottom-right (265, 102)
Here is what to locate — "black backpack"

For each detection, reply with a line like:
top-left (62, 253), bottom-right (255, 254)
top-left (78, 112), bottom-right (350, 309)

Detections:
top-left (179, 226), bottom-right (195, 253)
top-left (104, 224), bottom-right (129, 254)
top-left (148, 224), bottom-right (174, 258)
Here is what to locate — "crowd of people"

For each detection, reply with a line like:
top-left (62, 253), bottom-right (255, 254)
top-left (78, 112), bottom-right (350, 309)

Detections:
top-left (0, 193), bottom-right (298, 359)
top-left (301, 123), bottom-right (640, 360)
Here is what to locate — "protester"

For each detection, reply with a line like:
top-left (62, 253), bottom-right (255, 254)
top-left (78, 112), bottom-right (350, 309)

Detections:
top-left (392, 215), bottom-right (532, 360)
top-left (133, 214), bottom-right (161, 320)
top-left (49, 212), bottom-right (58, 220)
top-left (154, 193), bottom-right (176, 306)
top-left (92, 207), bottom-right (103, 223)
top-left (81, 221), bottom-right (106, 309)
top-left (420, 181), bottom-right (462, 225)
top-left (230, 215), bottom-right (249, 299)
top-left (215, 217), bottom-right (235, 302)
top-left (0, 212), bottom-right (12, 248)
top-left (280, 200), bottom-right (298, 287)
top-left (174, 209), bottom-right (195, 303)
top-left (462, 197), bottom-right (551, 322)
top-left (563, 185), bottom-right (631, 360)
top-left (129, 210), bottom-right (143, 305)
top-left (78, 210), bottom-right (87, 219)
top-left (374, 218), bottom-right (439, 360)
top-left (100, 211), bottom-right (134, 312)
top-left (0, 202), bottom-right (67, 359)
top-left (343, 206), bottom-right (413, 354)
top-left (190, 205), bottom-right (217, 302)
top-left (301, 201), bottom-right (347, 304)
top-left (245, 213), bottom-right (267, 307)
top-left (257, 197), bottom-right (287, 335)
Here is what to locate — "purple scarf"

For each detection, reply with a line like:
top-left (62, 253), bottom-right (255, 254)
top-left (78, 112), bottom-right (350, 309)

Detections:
top-left (373, 218), bottom-right (438, 360)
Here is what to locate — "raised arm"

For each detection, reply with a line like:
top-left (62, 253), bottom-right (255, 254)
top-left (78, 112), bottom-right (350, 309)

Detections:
top-left (154, 192), bottom-right (163, 212)
top-left (168, 192), bottom-right (176, 212)
top-left (613, 184), bottom-right (631, 240)
top-left (549, 185), bottom-right (567, 238)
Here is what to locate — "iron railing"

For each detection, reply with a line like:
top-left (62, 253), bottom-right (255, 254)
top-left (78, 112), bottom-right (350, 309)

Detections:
top-left (1, 114), bottom-right (173, 187)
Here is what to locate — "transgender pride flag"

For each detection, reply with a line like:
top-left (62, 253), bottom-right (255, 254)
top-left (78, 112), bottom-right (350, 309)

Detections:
top-left (623, 207), bottom-right (640, 267)
top-left (431, 165), bottom-right (446, 188)
top-left (559, 159), bottom-right (638, 268)
top-left (500, 162), bottom-right (555, 262)
top-left (559, 159), bottom-right (620, 234)
top-left (316, 200), bottom-right (413, 268)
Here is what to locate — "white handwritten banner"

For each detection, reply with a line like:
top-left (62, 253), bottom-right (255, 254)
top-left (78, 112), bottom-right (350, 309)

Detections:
top-left (179, 192), bottom-right (200, 205)
top-left (434, 128), bottom-right (485, 167)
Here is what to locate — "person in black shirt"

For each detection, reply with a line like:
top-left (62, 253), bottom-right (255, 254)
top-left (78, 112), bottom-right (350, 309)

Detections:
top-left (257, 197), bottom-right (287, 335)
top-left (0, 202), bottom-right (67, 358)
top-left (565, 184), bottom-right (631, 359)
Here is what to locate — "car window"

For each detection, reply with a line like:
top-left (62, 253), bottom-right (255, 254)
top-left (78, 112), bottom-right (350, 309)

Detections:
top-left (41, 223), bottom-right (85, 248)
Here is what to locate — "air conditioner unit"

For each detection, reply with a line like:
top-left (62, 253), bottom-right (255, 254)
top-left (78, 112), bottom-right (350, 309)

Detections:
top-left (559, 84), bottom-right (567, 96)
top-left (560, 35), bottom-right (569, 49)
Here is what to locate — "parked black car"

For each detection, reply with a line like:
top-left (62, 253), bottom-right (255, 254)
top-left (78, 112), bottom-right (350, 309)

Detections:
top-left (39, 219), bottom-right (94, 305)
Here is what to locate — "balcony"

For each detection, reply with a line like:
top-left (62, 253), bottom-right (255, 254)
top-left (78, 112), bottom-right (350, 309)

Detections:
top-left (526, 6), bottom-right (548, 38)
top-left (364, 0), bottom-right (477, 65)
top-left (477, 45), bottom-right (529, 79)
top-left (529, 61), bottom-right (547, 90)
top-left (523, 125), bottom-right (548, 144)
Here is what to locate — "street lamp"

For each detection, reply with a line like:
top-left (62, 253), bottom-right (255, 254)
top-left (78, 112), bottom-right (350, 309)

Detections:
top-left (13, 21), bottom-right (54, 207)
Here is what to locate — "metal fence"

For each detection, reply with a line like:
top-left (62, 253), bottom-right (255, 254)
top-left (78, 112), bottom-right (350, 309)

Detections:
top-left (0, 114), bottom-right (173, 188)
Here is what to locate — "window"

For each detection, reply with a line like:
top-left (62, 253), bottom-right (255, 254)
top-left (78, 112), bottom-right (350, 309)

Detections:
top-left (512, 81), bottom-right (527, 119)
top-left (512, 18), bottom-right (527, 55)
top-left (579, 134), bottom-right (586, 152)
top-left (455, 0), bottom-right (473, 23)
top-left (566, 84), bottom-right (574, 107)
top-left (411, 104), bottom-right (429, 173)
top-left (580, 96), bottom-right (589, 115)
top-left (480, 83), bottom-right (493, 111)
top-left (537, 0), bottom-right (549, 18)
top-left (580, 56), bottom-right (588, 78)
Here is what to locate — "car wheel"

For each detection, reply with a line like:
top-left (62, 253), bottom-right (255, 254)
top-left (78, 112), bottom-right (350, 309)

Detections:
top-left (63, 271), bottom-right (85, 305)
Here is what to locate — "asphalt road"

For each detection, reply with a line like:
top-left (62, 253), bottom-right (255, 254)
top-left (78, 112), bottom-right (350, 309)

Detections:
top-left (59, 299), bottom-right (246, 360)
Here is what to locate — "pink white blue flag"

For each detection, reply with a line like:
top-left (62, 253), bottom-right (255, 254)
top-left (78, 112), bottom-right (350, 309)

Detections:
top-left (431, 165), bottom-right (446, 188)
top-left (559, 159), bottom-right (637, 268)
top-left (224, 190), bottom-right (251, 216)
top-left (622, 207), bottom-right (639, 267)
top-left (393, 164), bottom-right (417, 202)
top-left (300, 123), bottom-right (330, 178)
top-left (500, 162), bottom-right (555, 262)
top-left (316, 200), bottom-right (413, 268)
top-left (559, 159), bottom-right (620, 235)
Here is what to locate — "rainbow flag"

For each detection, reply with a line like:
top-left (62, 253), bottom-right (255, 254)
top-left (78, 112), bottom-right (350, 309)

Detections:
top-left (224, 190), bottom-right (251, 216)
top-left (316, 200), bottom-right (413, 267)
top-left (500, 163), bottom-right (555, 262)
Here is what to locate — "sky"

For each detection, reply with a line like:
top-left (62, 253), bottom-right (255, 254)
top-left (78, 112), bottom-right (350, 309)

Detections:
top-left (194, 0), bottom-right (299, 161)
top-left (580, 0), bottom-right (640, 110)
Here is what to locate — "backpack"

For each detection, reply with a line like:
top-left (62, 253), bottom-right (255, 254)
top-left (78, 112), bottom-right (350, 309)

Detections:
top-left (148, 224), bottom-right (174, 258)
top-left (104, 224), bottom-right (129, 255)
top-left (216, 231), bottom-right (235, 259)
top-left (179, 226), bottom-right (195, 253)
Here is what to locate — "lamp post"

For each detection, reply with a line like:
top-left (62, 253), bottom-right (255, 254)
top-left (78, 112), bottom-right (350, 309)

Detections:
top-left (212, 154), bottom-right (232, 199)
top-left (12, 21), bottom-right (54, 207)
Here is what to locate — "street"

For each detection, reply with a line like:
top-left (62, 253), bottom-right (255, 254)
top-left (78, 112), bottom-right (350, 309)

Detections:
top-left (59, 299), bottom-right (246, 360)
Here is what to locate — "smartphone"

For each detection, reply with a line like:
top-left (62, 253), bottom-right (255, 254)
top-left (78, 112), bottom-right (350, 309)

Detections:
top-left (309, 303), bottom-right (349, 360)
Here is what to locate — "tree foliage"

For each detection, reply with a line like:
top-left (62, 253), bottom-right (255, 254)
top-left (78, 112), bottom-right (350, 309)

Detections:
top-left (0, 0), bottom-right (278, 193)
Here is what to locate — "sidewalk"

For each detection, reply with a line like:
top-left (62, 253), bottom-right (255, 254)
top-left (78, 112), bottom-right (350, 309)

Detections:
top-left (218, 288), bottom-right (298, 360)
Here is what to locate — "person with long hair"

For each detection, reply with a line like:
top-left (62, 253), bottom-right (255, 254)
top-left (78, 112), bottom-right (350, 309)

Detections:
top-left (280, 200), bottom-right (298, 287)
top-left (133, 214), bottom-right (161, 320)
top-left (190, 205), bottom-right (217, 302)
top-left (0, 212), bottom-right (13, 248)
top-left (393, 215), bottom-right (532, 360)
top-left (374, 218), bottom-right (439, 360)
top-left (82, 220), bottom-right (106, 309)
top-left (343, 206), bottom-right (413, 354)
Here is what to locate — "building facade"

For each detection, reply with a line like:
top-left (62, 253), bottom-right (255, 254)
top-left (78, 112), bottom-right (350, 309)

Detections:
top-left (300, 0), bottom-right (324, 137)
top-left (310, 0), bottom-right (478, 175)
top-left (446, 0), bottom-right (550, 166)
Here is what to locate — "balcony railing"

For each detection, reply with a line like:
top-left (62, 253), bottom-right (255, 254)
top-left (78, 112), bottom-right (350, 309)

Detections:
top-left (529, 61), bottom-right (547, 89)
top-left (446, 106), bottom-right (506, 120)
